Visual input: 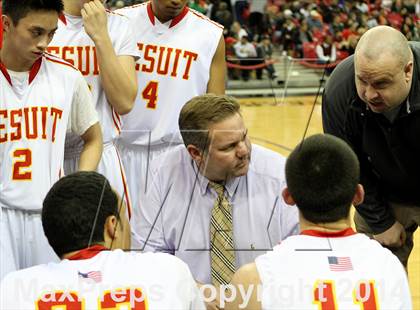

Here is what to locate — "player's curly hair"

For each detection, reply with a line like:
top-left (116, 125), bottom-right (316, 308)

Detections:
top-left (179, 94), bottom-right (241, 152)
top-left (42, 171), bottom-right (120, 257)
top-left (285, 134), bottom-right (360, 223)
top-left (2, 0), bottom-right (64, 25)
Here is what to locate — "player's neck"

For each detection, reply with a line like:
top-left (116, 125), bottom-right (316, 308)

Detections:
top-left (299, 213), bottom-right (352, 233)
top-left (0, 45), bottom-right (32, 72)
top-left (63, 0), bottom-right (82, 16)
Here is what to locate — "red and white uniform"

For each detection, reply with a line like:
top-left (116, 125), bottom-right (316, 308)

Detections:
top-left (0, 247), bottom-right (205, 309)
top-left (255, 229), bottom-right (412, 309)
top-left (0, 54), bottom-right (98, 279)
top-left (47, 11), bottom-right (139, 215)
top-left (116, 2), bottom-right (223, 210)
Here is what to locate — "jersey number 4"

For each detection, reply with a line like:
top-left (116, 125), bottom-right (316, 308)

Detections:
top-left (12, 149), bottom-right (32, 180)
top-left (142, 81), bottom-right (159, 109)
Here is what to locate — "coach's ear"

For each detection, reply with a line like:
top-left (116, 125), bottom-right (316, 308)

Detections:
top-left (187, 144), bottom-right (204, 164)
top-left (282, 187), bottom-right (295, 206)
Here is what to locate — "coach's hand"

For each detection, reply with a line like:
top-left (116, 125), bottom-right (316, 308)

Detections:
top-left (81, 0), bottom-right (109, 43)
top-left (373, 221), bottom-right (406, 248)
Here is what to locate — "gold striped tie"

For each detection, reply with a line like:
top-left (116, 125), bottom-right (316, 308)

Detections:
top-left (209, 181), bottom-right (235, 286)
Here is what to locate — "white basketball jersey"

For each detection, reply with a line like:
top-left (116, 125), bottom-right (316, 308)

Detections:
top-left (47, 11), bottom-right (139, 145)
top-left (116, 3), bottom-right (223, 145)
top-left (0, 55), bottom-right (81, 211)
top-left (255, 229), bottom-right (412, 309)
top-left (0, 248), bottom-right (205, 309)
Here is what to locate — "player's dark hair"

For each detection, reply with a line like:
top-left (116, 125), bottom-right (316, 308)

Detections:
top-left (2, 0), bottom-right (64, 25)
top-left (42, 171), bottom-right (119, 257)
top-left (179, 94), bottom-right (241, 152)
top-left (285, 134), bottom-right (360, 223)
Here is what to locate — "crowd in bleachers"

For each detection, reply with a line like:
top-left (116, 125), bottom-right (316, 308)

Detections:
top-left (109, 0), bottom-right (420, 80)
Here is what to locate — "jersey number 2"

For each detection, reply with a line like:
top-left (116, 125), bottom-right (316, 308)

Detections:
top-left (142, 81), bottom-right (158, 109)
top-left (12, 149), bottom-right (32, 180)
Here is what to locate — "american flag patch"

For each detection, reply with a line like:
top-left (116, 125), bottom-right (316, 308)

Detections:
top-left (78, 271), bottom-right (102, 283)
top-left (328, 256), bottom-right (353, 271)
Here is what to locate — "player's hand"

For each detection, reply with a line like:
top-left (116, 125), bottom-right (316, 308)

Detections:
top-left (81, 0), bottom-right (109, 43)
top-left (373, 221), bottom-right (406, 247)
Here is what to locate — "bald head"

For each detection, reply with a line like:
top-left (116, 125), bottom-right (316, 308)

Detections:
top-left (355, 26), bottom-right (412, 67)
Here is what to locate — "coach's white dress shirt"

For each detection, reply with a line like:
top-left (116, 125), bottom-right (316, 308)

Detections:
top-left (133, 144), bottom-right (299, 284)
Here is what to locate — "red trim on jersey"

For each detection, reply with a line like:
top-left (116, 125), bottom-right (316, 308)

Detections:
top-left (115, 146), bottom-right (132, 219)
top-left (0, 57), bottom-right (42, 86)
top-left (28, 57), bottom-right (42, 84)
top-left (147, 2), bottom-right (155, 25)
top-left (44, 54), bottom-right (78, 71)
top-left (170, 6), bottom-right (189, 28)
top-left (147, 1), bottom-right (189, 28)
top-left (300, 228), bottom-right (356, 238)
top-left (111, 107), bottom-right (121, 135)
top-left (59, 13), bottom-right (67, 25)
top-left (67, 245), bottom-right (109, 260)
top-left (0, 61), bottom-right (12, 86)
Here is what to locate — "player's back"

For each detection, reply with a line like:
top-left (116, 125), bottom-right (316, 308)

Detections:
top-left (0, 249), bottom-right (204, 309)
top-left (255, 230), bottom-right (412, 309)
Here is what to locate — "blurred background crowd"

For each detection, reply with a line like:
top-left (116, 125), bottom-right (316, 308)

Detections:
top-left (107, 0), bottom-right (420, 80)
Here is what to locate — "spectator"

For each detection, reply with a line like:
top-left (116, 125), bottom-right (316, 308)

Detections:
top-left (231, 21), bottom-right (249, 40)
top-left (234, 34), bottom-right (258, 80)
top-left (316, 34), bottom-right (337, 63)
top-left (214, 1), bottom-right (233, 34)
top-left (256, 34), bottom-right (277, 79)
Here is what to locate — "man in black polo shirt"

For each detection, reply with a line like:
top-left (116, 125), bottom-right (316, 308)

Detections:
top-left (322, 25), bottom-right (420, 267)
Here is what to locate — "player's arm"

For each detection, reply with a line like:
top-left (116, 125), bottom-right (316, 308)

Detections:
top-left (207, 35), bottom-right (226, 95)
top-left (82, 0), bottom-right (137, 115)
top-left (79, 123), bottom-right (103, 171)
top-left (225, 263), bottom-right (261, 310)
top-left (71, 74), bottom-right (103, 171)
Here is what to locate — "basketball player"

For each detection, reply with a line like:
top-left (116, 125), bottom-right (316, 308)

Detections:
top-left (47, 0), bottom-right (139, 213)
top-left (116, 0), bottom-right (226, 212)
top-left (0, 171), bottom-right (205, 309)
top-left (226, 134), bottom-right (412, 310)
top-left (0, 0), bottom-right (102, 279)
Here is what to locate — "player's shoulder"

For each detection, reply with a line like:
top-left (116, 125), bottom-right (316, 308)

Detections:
top-left (42, 52), bottom-right (80, 74)
top-left (187, 8), bottom-right (224, 30)
top-left (150, 144), bottom-right (190, 171)
top-left (1, 263), bottom-right (52, 287)
top-left (106, 9), bottom-right (132, 24)
top-left (115, 2), bottom-right (148, 18)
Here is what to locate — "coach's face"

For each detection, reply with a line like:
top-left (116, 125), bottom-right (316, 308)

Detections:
top-left (2, 10), bottom-right (58, 71)
top-left (354, 52), bottom-right (413, 113)
top-left (199, 113), bottom-right (251, 182)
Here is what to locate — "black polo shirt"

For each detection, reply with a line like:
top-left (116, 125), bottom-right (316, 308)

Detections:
top-left (322, 41), bottom-right (420, 234)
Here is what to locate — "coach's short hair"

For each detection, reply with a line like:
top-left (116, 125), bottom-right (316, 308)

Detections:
top-left (42, 171), bottom-right (119, 257)
top-left (2, 0), bottom-right (63, 25)
top-left (285, 134), bottom-right (360, 223)
top-left (179, 94), bottom-right (241, 151)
